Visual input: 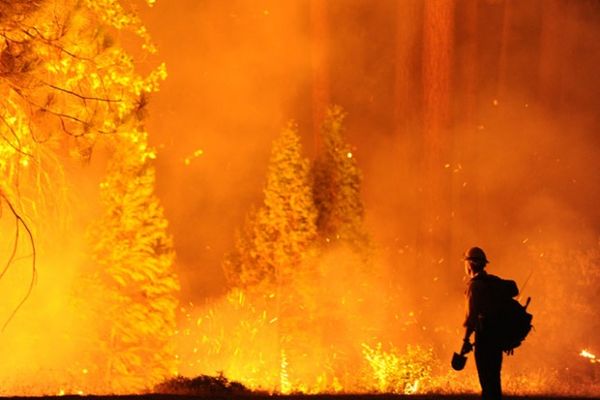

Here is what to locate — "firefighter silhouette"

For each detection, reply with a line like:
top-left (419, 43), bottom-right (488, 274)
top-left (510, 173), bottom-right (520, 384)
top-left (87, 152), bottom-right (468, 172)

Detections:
top-left (459, 247), bottom-right (519, 400)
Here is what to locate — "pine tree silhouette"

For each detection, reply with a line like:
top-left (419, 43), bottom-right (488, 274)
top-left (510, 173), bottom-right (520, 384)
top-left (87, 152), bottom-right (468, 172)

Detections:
top-left (312, 106), bottom-right (371, 254)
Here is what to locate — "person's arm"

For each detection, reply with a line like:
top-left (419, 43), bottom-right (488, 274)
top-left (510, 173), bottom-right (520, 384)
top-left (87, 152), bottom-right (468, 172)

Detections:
top-left (461, 282), bottom-right (477, 354)
top-left (463, 281), bottom-right (480, 330)
top-left (461, 327), bottom-right (474, 354)
top-left (463, 326), bottom-right (474, 342)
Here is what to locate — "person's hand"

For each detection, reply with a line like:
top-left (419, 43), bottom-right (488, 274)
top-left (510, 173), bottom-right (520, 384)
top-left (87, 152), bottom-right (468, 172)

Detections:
top-left (460, 339), bottom-right (473, 355)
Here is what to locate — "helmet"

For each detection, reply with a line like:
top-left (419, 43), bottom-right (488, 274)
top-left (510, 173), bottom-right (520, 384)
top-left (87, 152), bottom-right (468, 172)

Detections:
top-left (464, 247), bottom-right (489, 264)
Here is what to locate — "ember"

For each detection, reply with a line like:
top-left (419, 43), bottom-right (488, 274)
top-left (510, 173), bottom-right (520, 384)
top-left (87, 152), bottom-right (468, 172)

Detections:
top-left (580, 350), bottom-right (598, 364)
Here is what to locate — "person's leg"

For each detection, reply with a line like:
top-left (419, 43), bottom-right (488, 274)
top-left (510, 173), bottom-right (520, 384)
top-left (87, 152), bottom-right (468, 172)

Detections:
top-left (474, 344), bottom-right (488, 397)
top-left (475, 343), bottom-right (503, 399)
top-left (486, 347), bottom-right (503, 399)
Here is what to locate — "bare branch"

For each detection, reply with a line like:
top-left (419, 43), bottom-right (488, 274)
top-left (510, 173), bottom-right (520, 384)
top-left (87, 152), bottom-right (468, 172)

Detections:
top-left (0, 191), bottom-right (36, 332)
top-left (44, 82), bottom-right (121, 103)
top-left (0, 114), bottom-right (33, 158)
top-left (0, 217), bottom-right (19, 280)
top-left (59, 115), bottom-right (84, 138)
top-left (10, 86), bottom-right (95, 139)
top-left (20, 26), bottom-right (93, 62)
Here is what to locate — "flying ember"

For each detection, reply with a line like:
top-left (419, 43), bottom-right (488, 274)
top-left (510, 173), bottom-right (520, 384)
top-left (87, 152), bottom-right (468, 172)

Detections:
top-left (580, 350), bottom-right (598, 364)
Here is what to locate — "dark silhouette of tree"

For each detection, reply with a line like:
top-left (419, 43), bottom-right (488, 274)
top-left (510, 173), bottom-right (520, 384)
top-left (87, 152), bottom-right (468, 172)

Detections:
top-left (538, 0), bottom-right (562, 111)
top-left (454, 0), bottom-right (480, 243)
top-left (393, 0), bottom-right (422, 138)
top-left (312, 106), bottom-right (370, 255)
top-left (309, 0), bottom-right (330, 155)
top-left (496, 0), bottom-right (514, 102)
top-left (420, 0), bottom-right (454, 266)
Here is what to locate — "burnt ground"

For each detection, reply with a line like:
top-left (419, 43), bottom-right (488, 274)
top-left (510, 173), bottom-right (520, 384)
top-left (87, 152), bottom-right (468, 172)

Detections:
top-left (4, 394), bottom-right (598, 400)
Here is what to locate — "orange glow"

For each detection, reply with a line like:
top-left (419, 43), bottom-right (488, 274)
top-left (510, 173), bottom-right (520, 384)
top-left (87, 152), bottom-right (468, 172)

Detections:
top-left (0, 0), bottom-right (599, 397)
top-left (580, 350), bottom-right (598, 364)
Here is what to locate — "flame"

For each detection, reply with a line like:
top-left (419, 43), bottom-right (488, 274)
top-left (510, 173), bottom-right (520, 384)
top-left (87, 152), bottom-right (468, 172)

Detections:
top-left (361, 343), bottom-right (432, 394)
top-left (580, 349), bottom-right (598, 363)
top-left (280, 349), bottom-right (291, 394)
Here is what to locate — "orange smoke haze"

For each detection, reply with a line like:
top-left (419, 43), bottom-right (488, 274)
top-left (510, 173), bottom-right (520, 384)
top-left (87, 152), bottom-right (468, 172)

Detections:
top-left (0, 0), bottom-right (598, 395)
top-left (138, 0), bottom-right (600, 393)
top-left (136, 0), bottom-right (599, 297)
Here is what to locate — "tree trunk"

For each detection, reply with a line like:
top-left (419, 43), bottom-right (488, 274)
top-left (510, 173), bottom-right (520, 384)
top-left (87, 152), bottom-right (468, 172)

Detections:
top-left (537, 0), bottom-right (563, 112)
top-left (461, 0), bottom-right (478, 132)
top-left (421, 0), bottom-right (455, 268)
top-left (309, 0), bottom-right (330, 156)
top-left (496, 0), bottom-right (514, 102)
top-left (393, 0), bottom-right (422, 138)
top-left (454, 0), bottom-right (479, 239)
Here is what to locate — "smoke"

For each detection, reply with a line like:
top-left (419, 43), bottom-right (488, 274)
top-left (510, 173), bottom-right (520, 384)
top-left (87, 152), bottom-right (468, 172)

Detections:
top-left (0, 152), bottom-right (108, 394)
top-left (132, 0), bottom-right (600, 394)
top-left (134, 0), bottom-right (314, 298)
top-left (0, 0), bottom-right (596, 395)
top-left (175, 244), bottom-right (433, 393)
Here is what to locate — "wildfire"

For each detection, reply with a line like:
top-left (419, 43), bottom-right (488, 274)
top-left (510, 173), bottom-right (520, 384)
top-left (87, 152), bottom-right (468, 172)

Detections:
top-left (361, 343), bottom-right (433, 394)
top-left (580, 350), bottom-right (598, 364)
top-left (1, 0), bottom-right (598, 396)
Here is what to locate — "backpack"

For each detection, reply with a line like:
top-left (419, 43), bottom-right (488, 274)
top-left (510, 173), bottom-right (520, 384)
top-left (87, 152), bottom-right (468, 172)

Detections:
top-left (497, 296), bottom-right (533, 353)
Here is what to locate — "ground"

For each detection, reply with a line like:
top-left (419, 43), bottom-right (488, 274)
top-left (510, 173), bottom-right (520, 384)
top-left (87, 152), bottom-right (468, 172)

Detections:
top-left (8, 394), bottom-right (595, 400)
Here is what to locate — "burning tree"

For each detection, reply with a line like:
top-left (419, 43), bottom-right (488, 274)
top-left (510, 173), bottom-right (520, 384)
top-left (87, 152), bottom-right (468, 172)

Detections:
top-left (211, 113), bottom-right (391, 393)
top-left (0, 0), bottom-right (179, 393)
top-left (223, 122), bottom-right (317, 291)
top-left (312, 106), bottom-right (371, 254)
top-left (87, 133), bottom-right (179, 391)
top-left (221, 123), bottom-right (323, 391)
top-left (0, 0), bottom-right (165, 225)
